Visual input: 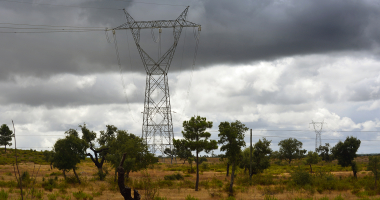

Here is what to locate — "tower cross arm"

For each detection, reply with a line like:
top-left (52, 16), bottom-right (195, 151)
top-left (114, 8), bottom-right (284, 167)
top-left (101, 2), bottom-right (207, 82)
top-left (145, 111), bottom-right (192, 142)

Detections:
top-left (113, 20), bottom-right (200, 30)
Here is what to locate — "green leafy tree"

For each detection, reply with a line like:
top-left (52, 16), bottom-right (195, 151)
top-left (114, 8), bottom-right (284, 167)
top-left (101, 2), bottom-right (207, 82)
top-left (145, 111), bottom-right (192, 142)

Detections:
top-left (278, 138), bottom-right (306, 164)
top-left (367, 156), bottom-right (380, 190)
top-left (175, 116), bottom-right (218, 191)
top-left (304, 151), bottom-right (320, 173)
top-left (52, 129), bottom-right (88, 183)
top-left (0, 124), bottom-right (14, 153)
top-left (317, 143), bottom-right (333, 162)
top-left (240, 138), bottom-right (272, 175)
top-left (173, 139), bottom-right (192, 164)
top-left (218, 120), bottom-right (248, 196)
top-left (164, 148), bottom-right (176, 164)
top-left (98, 125), bottom-right (117, 146)
top-left (331, 136), bottom-right (361, 178)
top-left (79, 123), bottom-right (109, 180)
top-left (107, 130), bottom-right (155, 181)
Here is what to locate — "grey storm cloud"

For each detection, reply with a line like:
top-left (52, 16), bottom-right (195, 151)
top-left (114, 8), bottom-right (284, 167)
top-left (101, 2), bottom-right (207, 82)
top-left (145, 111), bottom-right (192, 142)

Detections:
top-left (0, 0), bottom-right (379, 79)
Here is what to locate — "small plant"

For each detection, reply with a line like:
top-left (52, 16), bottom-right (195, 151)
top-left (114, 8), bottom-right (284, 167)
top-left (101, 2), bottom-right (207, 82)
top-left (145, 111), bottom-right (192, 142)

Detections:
top-left (185, 195), bottom-right (199, 200)
top-left (264, 196), bottom-right (278, 200)
top-left (154, 197), bottom-right (168, 200)
top-left (141, 171), bottom-right (159, 200)
top-left (0, 189), bottom-right (8, 200)
top-left (28, 188), bottom-right (44, 200)
top-left (47, 192), bottom-right (59, 200)
top-left (334, 194), bottom-right (344, 200)
top-left (73, 190), bottom-right (90, 200)
top-left (42, 178), bottom-right (57, 191)
top-left (222, 197), bottom-right (236, 200)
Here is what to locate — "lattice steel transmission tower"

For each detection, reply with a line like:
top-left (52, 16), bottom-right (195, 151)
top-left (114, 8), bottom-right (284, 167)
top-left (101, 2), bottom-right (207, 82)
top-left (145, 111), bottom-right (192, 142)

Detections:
top-left (113, 7), bottom-right (201, 154)
top-left (310, 120), bottom-right (325, 151)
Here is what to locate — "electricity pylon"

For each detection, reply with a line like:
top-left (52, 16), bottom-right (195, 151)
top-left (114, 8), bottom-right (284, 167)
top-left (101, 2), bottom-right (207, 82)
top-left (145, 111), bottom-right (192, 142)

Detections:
top-left (310, 120), bottom-right (325, 151)
top-left (113, 7), bottom-right (201, 155)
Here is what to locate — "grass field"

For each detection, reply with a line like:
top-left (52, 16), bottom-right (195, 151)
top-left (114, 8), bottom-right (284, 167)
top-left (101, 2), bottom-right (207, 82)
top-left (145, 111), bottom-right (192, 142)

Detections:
top-left (0, 149), bottom-right (379, 200)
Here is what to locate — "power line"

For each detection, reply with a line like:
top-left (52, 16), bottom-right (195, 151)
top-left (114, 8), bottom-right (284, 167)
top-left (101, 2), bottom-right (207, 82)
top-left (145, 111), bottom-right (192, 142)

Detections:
top-left (114, 0), bottom-right (187, 7)
top-left (0, 22), bottom-right (107, 29)
top-left (0, 0), bottom-right (123, 10)
top-left (0, 0), bottom-right (188, 8)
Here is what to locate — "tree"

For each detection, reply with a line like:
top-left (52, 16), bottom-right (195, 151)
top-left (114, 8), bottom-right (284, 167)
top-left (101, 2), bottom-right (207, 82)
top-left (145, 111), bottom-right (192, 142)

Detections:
top-left (52, 129), bottom-right (88, 183)
top-left (240, 138), bottom-right (272, 175)
top-left (175, 116), bottom-right (218, 191)
top-left (304, 151), bottom-right (320, 173)
top-left (80, 123), bottom-right (109, 180)
top-left (278, 138), bottom-right (306, 164)
top-left (331, 136), bottom-right (361, 178)
top-left (367, 156), bottom-right (380, 191)
top-left (164, 148), bottom-right (176, 164)
top-left (0, 124), bottom-right (14, 153)
top-left (107, 130), bottom-right (155, 180)
top-left (218, 120), bottom-right (248, 196)
top-left (317, 143), bottom-right (333, 162)
top-left (173, 139), bottom-right (192, 164)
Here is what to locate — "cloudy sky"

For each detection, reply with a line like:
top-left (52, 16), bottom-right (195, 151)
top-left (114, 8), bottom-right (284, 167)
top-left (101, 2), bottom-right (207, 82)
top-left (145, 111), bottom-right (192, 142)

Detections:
top-left (0, 0), bottom-right (380, 155)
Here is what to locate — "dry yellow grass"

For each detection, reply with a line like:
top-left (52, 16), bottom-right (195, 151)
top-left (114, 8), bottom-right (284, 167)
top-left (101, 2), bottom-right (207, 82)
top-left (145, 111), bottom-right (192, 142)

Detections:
top-left (0, 159), bottom-right (379, 200)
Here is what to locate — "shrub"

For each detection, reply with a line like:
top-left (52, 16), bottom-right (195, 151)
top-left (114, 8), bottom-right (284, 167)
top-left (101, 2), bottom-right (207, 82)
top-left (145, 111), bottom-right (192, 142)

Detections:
top-left (157, 179), bottom-right (174, 187)
top-left (73, 190), bottom-right (91, 200)
top-left (42, 178), bottom-right (57, 191)
top-left (28, 188), bottom-right (44, 200)
top-left (164, 173), bottom-right (184, 180)
top-left (21, 171), bottom-right (31, 186)
top-left (291, 167), bottom-right (312, 186)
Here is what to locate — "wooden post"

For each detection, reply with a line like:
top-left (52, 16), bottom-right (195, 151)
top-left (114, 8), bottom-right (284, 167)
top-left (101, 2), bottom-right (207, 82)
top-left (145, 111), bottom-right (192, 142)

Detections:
top-left (250, 129), bottom-right (252, 180)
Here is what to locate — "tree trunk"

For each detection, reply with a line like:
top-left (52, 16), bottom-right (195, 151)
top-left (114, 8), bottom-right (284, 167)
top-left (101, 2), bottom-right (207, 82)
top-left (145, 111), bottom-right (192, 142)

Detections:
top-left (63, 170), bottom-right (66, 179)
top-left (125, 171), bottom-right (130, 179)
top-left (195, 150), bottom-right (199, 191)
top-left (72, 168), bottom-right (81, 184)
top-left (229, 163), bottom-right (235, 197)
top-left (309, 164), bottom-right (312, 173)
top-left (375, 173), bottom-right (377, 191)
top-left (118, 153), bottom-right (140, 200)
top-left (4, 145), bottom-right (6, 153)
top-left (226, 163), bottom-right (230, 177)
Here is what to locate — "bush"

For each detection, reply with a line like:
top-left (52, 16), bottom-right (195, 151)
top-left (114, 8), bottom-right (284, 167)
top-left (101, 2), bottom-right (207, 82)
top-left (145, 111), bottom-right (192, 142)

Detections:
top-left (21, 171), bottom-right (31, 186)
top-left (28, 188), bottom-right (44, 200)
top-left (291, 167), bottom-right (312, 186)
top-left (42, 178), bottom-right (57, 191)
top-left (73, 190), bottom-right (91, 200)
top-left (164, 173), bottom-right (184, 180)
